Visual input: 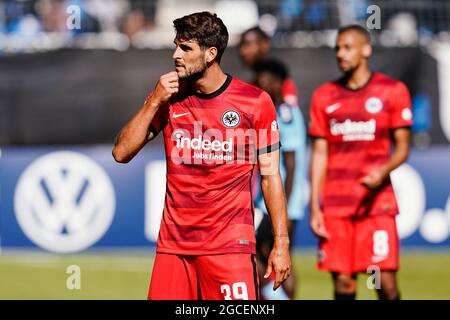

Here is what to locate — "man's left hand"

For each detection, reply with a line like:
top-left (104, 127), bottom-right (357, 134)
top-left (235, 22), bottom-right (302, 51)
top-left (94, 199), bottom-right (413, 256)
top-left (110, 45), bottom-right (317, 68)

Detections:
top-left (264, 239), bottom-right (291, 290)
top-left (359, 167), bottom-right (388, 189)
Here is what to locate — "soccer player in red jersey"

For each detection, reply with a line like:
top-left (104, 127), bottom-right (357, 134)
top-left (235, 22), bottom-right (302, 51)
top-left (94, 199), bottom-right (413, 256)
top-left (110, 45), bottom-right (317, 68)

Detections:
top-left (309, 25), bottom-right (412, 300)
top-left (239, 27), bottom-right (299, 106)
top-left (112, 12), bottom-right (291, 300)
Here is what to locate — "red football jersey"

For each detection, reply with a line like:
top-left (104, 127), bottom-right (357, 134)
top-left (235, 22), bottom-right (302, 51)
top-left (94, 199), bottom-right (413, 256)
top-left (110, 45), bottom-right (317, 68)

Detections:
top-left (150, 75), bottom-right (280, 255)
top-left (308, 72), bottom-right (413, 217)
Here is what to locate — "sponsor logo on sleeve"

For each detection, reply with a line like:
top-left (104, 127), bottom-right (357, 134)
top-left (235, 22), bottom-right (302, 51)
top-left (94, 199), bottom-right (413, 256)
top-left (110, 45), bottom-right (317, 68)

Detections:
top-left (401, 108), bottom-right (413, 121)
top-left (271, 120), bottom-right (278, 132)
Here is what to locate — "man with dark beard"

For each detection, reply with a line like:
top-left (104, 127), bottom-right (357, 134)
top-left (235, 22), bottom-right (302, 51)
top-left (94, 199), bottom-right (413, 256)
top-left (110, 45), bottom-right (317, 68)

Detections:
top-left (113, 11), bottom-right (291, 300)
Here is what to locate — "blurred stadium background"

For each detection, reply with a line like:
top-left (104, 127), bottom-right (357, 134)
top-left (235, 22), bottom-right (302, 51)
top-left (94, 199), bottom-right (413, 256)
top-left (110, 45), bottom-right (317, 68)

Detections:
top-left (0, 0), bottom-right (450, 300)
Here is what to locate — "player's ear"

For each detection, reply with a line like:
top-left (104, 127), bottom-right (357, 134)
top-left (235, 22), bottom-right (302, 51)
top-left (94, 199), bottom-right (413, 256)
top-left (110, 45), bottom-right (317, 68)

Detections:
top-left (206, 47), bottom-right (218, 64)
top-left (362, 43), bottom-right (372, 58)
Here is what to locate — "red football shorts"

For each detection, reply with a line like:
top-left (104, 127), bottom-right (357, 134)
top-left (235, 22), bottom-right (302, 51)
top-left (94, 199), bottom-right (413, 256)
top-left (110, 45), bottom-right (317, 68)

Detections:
top-left (318, 214), bottom-right (399, 274)
top-left (148, 253), bottom-right (259, 300)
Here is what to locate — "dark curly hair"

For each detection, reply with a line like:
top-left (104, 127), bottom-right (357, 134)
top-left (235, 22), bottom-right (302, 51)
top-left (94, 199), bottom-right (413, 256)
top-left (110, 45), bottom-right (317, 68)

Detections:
top-left (173, 11), bottom-right (229, 63)
top-left (254, 59), bottom-right (289, 81)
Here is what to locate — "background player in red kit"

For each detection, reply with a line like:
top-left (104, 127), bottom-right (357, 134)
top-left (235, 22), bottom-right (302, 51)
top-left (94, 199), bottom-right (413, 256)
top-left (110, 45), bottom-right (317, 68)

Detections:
top-left (112, 12), bottom-right (291, 300)
top-left (309, 25), bottom-right (412, 300)
top-left (239, 26), bottom-right (299, 107)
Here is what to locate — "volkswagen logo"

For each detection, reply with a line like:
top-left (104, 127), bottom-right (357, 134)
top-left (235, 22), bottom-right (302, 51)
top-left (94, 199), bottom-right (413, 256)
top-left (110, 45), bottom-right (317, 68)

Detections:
top-left (14, 151), bottom-right (115, 253)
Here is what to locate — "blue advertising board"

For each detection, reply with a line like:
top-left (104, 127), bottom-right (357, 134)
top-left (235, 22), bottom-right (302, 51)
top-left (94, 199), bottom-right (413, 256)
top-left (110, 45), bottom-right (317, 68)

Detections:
top-left (0, 145), bottom-right (449, 253)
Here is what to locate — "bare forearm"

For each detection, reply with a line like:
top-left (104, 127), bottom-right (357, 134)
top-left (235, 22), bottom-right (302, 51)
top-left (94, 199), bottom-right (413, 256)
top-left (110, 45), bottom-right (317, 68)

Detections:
top-left (258, 138), bottom-right (291, 287)
top-left (381, 143), bottom-right (410, 175)
top-left (310, 140), bottom-right (327, 211)
top-left (380, 129), bottom-right (411, 176)
top-left (113, 72), bottom-right (179, 163)
top-left (113, 95), bottom-right (160, 163)
top-left (261, 174), bottom-right (290, 245)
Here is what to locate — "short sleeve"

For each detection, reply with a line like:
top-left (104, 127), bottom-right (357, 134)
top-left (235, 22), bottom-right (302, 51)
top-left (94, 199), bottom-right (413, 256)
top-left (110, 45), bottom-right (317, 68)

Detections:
top-left (252, 91), bottom-right (281, 155)
top-left (389, 81), bottom-right (413, 129)
top-left (308, 90), bottom-right (328, 138)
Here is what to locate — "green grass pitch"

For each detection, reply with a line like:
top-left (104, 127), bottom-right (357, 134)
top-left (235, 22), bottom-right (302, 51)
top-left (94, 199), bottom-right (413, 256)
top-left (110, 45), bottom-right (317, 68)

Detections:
top-left (0, 249), bottom-right (449, 300)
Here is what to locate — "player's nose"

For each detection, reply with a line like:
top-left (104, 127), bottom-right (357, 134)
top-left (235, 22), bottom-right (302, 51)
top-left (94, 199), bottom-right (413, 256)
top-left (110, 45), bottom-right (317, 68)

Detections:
top-left (172, 46), bottom-right (182, 60)
top-left (336, 48), bottom-right (347, 59)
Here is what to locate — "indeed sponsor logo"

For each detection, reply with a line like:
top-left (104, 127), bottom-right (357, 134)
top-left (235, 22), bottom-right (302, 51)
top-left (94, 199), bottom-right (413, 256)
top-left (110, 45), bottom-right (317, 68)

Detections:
top-left (172, 129), bottom-right (234, 163)
top-left (174, 131), bottom-right (233, 152)
top-left (169, 120), bottom-right (276, 165)
top-left (330, 118), bottom-right (376, 141)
